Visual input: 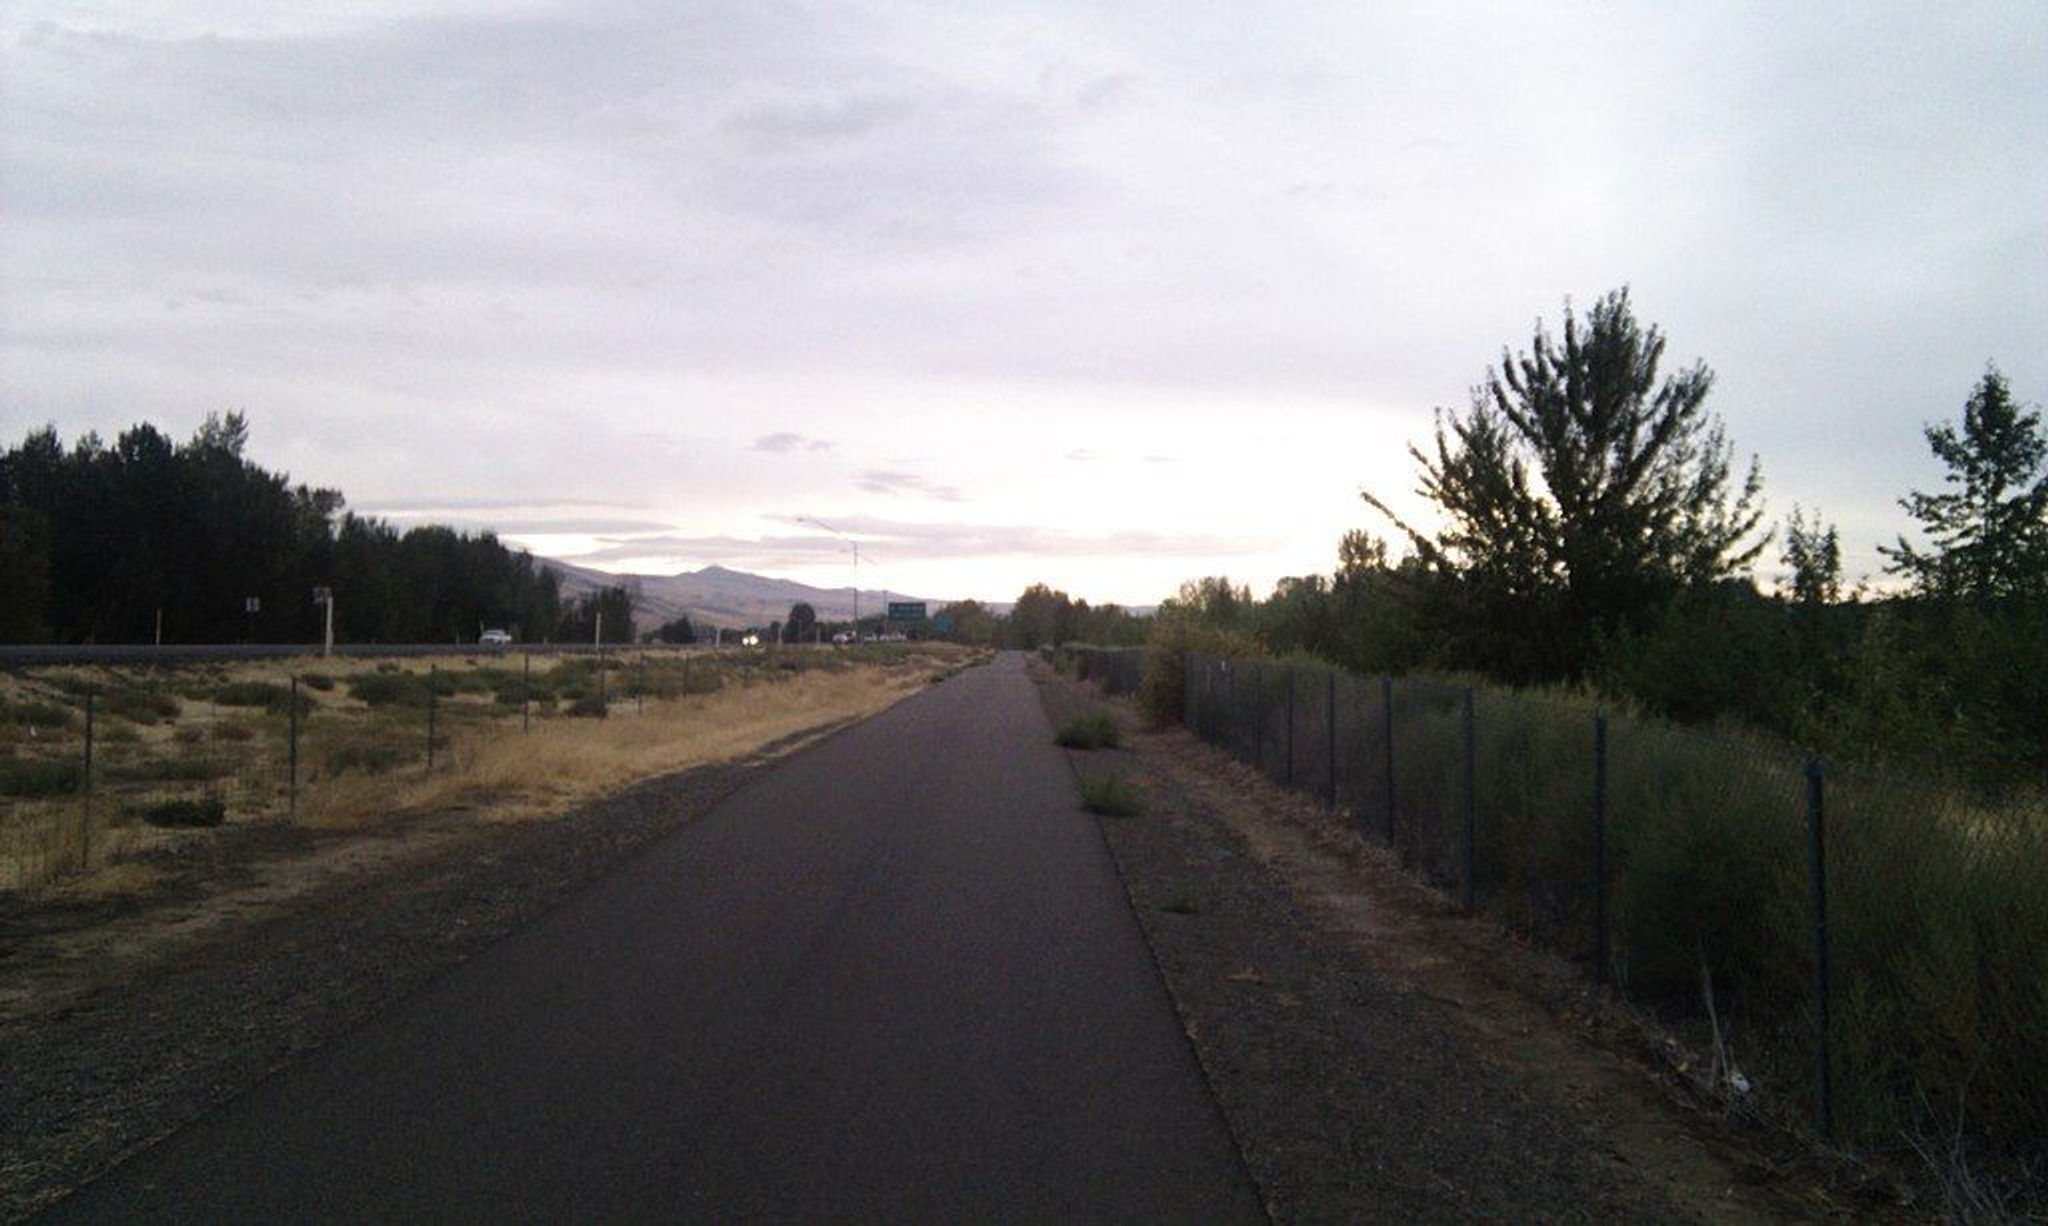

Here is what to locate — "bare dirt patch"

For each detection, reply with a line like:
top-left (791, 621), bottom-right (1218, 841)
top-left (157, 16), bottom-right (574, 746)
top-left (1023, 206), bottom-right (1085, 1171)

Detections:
top-left (1034, 660), bottom-right (1899, 1222)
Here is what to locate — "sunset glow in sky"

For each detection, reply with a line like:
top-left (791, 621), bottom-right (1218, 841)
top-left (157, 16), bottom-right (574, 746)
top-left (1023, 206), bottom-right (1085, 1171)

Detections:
top-left (4, 2), bottom-right (2043, 605)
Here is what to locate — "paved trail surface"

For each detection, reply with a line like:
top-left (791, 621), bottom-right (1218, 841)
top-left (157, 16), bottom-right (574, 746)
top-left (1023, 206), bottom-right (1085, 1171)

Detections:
top-left (47, 654), bottom-right (1260, 1223)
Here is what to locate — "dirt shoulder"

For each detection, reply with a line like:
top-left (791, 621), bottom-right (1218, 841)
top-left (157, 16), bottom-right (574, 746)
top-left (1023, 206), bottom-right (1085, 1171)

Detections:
top-left (0, 720), bottom-right (857, 1223)
top-left (1035, 662), bottom-right (1885, 1223)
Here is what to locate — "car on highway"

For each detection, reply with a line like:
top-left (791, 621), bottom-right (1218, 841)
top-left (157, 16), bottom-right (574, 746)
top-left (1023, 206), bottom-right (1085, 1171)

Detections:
top-left (478, 629), bottom-right (513, 647)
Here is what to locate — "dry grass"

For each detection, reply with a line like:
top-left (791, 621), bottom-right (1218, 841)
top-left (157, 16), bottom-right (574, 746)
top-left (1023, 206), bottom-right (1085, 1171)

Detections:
top-left (4, 644), bottom-right (976, 893)
top-left (301, 664), bottom-right (925, 828)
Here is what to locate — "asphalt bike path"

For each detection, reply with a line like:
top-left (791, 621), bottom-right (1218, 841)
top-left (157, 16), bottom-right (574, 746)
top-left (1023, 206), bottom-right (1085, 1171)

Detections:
top-left (45, 653), bottom-right (1262, 1222)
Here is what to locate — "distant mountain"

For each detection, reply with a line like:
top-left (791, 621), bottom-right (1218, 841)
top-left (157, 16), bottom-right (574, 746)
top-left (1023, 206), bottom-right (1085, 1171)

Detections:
top-left (542, 559), bottom-right (947, 632)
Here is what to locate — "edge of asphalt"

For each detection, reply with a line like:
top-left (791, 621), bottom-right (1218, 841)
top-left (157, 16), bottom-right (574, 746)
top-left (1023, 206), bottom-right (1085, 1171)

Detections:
top-left (1039, 669), bottom-right (1279, 1225)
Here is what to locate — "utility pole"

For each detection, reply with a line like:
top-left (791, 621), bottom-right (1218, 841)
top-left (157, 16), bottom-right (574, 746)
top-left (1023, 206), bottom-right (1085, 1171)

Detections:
top-left (313, 587), bottom-right (334, 657)
top-left (800, 516), bottom-right (861, 638)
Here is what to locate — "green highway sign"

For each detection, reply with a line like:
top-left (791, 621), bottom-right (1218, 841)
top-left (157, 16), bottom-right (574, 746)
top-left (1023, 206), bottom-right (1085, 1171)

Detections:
top-left (886, 601), bottom-right (927, 623)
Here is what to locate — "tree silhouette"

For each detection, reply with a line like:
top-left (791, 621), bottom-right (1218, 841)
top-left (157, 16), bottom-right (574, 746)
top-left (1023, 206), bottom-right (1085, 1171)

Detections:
top-left (1367, 288), bottom-right (1765, 680)
top-left (1882, 365), bottom-right (2047, 602)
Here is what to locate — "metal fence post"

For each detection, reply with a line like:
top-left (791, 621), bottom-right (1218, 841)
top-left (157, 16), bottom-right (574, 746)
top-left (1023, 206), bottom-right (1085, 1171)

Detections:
top-left (81, 691), bottom-right (95, 870)
top-left (1225, 660), bottom-right (1236, 756)
top-left (522, 651), bottom-right (531, 733)
top-left (1806, 755), bottom-right (1834, 1141)
top-left (1593, 711), bottom-right (1609, 985)
top-left (1380, 674), bottom-right (1396, 846)
top-left (1284, 666), bottom-right (1296, 788)
top-left (426, 666), bottom-right (438, 770)
top-left (288, 675), bottom-right (299, 822)
top-left (1461, 686), bottom-right (1476, 910)
top-left (1253, 663), bottom-right (1265, 772)
top-left (1326, 668), bottom-right (1339, 808)
top-left (82, 690), bottom-right (94, 792)
top-left (1183, 654), bottom-right (1196, 730)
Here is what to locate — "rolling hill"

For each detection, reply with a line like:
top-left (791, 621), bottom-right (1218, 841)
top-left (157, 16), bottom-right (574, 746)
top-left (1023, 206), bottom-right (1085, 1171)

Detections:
top-left (541, 559), bottom-right (949, 633)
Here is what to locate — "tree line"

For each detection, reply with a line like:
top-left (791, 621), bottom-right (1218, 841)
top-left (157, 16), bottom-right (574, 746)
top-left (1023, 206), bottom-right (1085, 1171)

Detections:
top-left (1155, 289), bottom-right (2046, 791)
top-left (0, 413), bottom-right (620, 645)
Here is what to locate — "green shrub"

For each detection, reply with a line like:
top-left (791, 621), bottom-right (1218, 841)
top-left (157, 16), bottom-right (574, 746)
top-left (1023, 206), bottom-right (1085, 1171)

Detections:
top-left (1055, 711), bottom-right (1122, 751)
top-left (213, 680), bottom-right (288, 708)
top-left (1138, 615), bottom-right (1263, 727)
top-left (0, 756), bottom-right (84, 796)
top-left (348, 672), bottom-right (430, 707)
top-left (103, 756), bottom-right (235, 783)
top-left (101, 687), bottom-right (181, 725)
top-left (2, 698), bottom-right (73, 729)
top-left (298, 672), bottom-right (336, 692)
top-left (566, 695), bottom-right (608, 719)
top-left (139, 797), bottom-right (226, 828)
top-left (323, 742), bottom-right (406, 776)
top-left (1079, 772), bottom-right (1142, 817)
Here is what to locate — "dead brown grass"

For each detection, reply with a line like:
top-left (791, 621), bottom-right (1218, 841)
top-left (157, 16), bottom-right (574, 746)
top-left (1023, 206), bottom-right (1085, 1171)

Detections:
top-left (5, 645), bottom-right (973, 893)
top-left (302, 664), bottom-right (928, 827)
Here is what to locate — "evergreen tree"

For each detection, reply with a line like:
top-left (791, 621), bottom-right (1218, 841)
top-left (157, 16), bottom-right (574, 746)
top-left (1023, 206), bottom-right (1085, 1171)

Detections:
top-left (785, 601), bottom-right (818, 642)
top-left (650, 615), bottom-right (697, 644)
top-left (1781, 506), bottom-right (1842, 606)
top-left (1881, 366), bottom-right (2047, 602)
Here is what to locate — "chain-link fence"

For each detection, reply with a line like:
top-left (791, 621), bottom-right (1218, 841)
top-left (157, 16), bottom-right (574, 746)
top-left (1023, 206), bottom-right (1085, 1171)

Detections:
top-left (1169, 652), bottom-right (2046, 1180)
top-left (1057, 645), bottom-right (1144, 696)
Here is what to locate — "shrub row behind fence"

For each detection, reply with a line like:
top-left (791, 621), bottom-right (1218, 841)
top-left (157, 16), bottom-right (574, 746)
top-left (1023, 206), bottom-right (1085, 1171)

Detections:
top-left (1056, 645), bottom-right (1144, 697)
top-left (1156, 651), bottom-right (2044, 1181)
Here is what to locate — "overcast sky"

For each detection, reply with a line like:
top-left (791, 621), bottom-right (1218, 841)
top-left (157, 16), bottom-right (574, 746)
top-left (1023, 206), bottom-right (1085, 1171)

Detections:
top-left (4, 1), bottom-right (2043, 606)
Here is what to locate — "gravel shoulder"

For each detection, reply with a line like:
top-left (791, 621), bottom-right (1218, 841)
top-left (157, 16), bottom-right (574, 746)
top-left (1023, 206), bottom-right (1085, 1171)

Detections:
top-left (0, 720), bottom-right (859, 1222)
top-left (1034, 661), bottom-right (1863, 1223)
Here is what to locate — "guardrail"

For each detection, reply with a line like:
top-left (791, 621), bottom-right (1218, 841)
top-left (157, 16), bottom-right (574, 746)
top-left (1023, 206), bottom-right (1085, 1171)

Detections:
top-left (0, 642), bottom-right (729, 666)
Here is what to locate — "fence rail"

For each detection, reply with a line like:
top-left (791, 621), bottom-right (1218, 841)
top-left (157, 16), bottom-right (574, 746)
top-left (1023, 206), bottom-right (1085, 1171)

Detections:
top-left (1141, 650), bottom-right (2045, 1176)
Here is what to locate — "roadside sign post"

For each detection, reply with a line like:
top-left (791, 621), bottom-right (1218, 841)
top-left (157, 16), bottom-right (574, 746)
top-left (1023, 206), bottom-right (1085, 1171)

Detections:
top-left (886, 602), bottom-right (927, 638)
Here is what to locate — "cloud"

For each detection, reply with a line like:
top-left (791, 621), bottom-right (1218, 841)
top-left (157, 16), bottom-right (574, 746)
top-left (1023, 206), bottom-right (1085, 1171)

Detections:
top-left (355, 497), bottom-right (645, 516)
top-left (856, 469), bottom-right (966, 501)
top-left (753, 431), bottom-right (833, 453)
top-left (1076, 73), bottom-right (1135, 111)
top-left (419, 517), bottom-right (679, 536)
top-left (551, 533), bottom-right (830, 567)
top-left (548, 514), bottom-right (1274, 569)
top-left (723, 91), bottom-right (917, 151)
top-left (759, 515), bottom-right (1276, 562)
